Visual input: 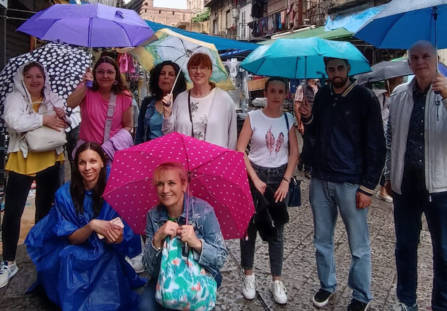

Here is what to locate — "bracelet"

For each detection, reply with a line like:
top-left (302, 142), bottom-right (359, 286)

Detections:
top-left (151, 239), bottom-right (162, 252)
top-left (282, 177), bottom-right (290, 183)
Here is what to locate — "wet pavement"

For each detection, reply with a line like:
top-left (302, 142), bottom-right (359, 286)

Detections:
top-left (0, 172), bottom-right (434, 310)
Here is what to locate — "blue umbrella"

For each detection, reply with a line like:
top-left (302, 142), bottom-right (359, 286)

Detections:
top-left (355, 0), bottom-right (447, 49)
top-left (240, 37), bottom-right (371, 79)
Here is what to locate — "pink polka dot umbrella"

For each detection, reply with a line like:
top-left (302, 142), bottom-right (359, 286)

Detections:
top-left (103, 132), bottom-right (255, 240)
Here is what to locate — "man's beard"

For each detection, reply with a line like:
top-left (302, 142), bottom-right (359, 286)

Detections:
top-left (332, 76), bottom-right (349, 88)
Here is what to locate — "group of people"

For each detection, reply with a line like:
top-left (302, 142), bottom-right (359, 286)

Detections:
top-left (0, 39), bottom-right (446, 311)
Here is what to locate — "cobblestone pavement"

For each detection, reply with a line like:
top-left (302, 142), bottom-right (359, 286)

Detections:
top-left (0, 173), bottom-right (434, 310)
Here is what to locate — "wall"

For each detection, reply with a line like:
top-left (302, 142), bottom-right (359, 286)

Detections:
top-left (267, 0), bottom-right (287, 14)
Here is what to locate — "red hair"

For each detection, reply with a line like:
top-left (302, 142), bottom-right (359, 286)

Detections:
top-left (187, 53), bottom-right (213, 70)
top-left (153, 162), bottom-right (188, 185)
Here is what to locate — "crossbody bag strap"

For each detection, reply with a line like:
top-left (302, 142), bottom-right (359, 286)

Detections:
top-left (103, 93), bottom-right (117, 143)
top-left (187, 91), bottom-right (194, 138)
top-left (284, 113), bottom-right (290, 155)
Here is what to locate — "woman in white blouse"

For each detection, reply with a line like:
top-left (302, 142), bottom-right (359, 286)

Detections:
top-left (162, 53), bottom-right (237, 149)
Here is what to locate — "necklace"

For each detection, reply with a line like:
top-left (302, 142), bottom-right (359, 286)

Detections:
top-left (167, 216), bottom-right (179, 223)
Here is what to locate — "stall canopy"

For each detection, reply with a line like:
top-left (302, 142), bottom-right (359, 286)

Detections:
top-left (325, 4), bottom-right (386, 33)
top-left (145, 20), bottom-right (259, 52)
top-left (261, 26), bottom-right (352, 45)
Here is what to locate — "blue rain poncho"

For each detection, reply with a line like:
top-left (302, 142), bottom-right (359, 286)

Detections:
top-left (25, 182), bottom-right (146, 311)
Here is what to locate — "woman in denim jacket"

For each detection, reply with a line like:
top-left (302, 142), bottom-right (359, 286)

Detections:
top-left (139, 162), bottom-right (228, 310)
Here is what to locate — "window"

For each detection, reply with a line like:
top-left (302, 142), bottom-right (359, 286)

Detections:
top-left (226, 9), bottom-right (232, 28)
top-left (241, 10), bottom-right (246, 39)
top-left (213, 19), bottom-right (218, 35)
top-left (172, 11), bottom-right (175, 15)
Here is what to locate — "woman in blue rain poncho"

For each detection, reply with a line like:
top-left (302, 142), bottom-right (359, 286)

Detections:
top-left (25, 142), bottom-right (145, 311)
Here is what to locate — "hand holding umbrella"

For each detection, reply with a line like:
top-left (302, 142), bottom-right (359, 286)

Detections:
top-left (432, 73), bottom-right (447, 98)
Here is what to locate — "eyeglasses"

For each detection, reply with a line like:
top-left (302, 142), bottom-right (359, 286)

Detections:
top-left (95, 70), bottom-right (116, 75)
top-left (189, 65), bottom-right (211, 72)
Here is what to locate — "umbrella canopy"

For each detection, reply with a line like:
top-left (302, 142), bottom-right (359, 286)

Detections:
top-left (17, 3), bottom-right (153, 47)
top-left (355, 60), bottom-right (413, 84)
top-left (355, 0), bottom-right (447, 49)
top-left (241, 37), bottom-right (371, 79)
top-left (103, 132), bottom-right (255, 240)
top-left (130, 28), bottom-right (231, 89)
top-left (0, 43), bottom-right (91, 113)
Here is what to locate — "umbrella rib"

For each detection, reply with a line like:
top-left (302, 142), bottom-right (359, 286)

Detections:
top-left (113, 21), bottom-right (132, 46)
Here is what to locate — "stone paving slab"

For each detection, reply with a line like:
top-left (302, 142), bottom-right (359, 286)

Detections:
top-left (0, 173), bottom-right (434, 310)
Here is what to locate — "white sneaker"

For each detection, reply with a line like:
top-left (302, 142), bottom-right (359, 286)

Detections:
top-left (0, 261), bottom-right (19, 288)
top-left (271, 280), bottom-right (287, 305)
top-left (241, 274), bottom-right (256, 300)
top-left (125, 253), bottom-right (144, 273)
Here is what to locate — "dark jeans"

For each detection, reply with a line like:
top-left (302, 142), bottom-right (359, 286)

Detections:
top-left (240, 163), bottom-right (286, 277)
top-left (393, 167), bottom-right (447, 310)
top-left (138, 280), bottom-right (170, 311)
top-left (2, 163), bottom-right (60, 261)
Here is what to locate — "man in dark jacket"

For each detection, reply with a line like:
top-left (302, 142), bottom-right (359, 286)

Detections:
top-left (300, 57), bottom-right (385, 311)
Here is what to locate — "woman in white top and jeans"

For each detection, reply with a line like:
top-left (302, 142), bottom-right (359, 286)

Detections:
top-left (237, 77), bottom-right (298, 305)
top-left (162, 53), bottom-right (237, 149)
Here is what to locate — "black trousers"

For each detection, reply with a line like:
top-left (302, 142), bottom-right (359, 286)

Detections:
top-left (2, 163), bottom-right (60, 261)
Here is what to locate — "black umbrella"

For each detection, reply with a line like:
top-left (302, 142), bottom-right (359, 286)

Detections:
top-left (355, 60), bottom-right (412, 84)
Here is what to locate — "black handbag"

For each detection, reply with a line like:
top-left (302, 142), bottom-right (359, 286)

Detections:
top-left (284, 114), bottom-right (302, 207)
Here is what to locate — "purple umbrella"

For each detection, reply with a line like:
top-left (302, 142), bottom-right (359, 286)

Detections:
top-left (17, 3), bottom-right (153, 48)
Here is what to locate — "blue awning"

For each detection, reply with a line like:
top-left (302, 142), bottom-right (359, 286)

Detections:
top-left (145, 20), bottom-right (259, 51)
top-left (325, 4), bottom-right (386, 33)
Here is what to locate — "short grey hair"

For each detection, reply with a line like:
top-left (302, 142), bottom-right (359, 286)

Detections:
top-left (408, 40), bottom-right (437, 60)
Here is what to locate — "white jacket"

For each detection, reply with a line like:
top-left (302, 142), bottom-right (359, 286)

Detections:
top-left (3, 63), bottom-right (65, 158)
top-left (162, 87), bottom-right (237, 149)
top-left (386, 79), bottom-right (447, 194)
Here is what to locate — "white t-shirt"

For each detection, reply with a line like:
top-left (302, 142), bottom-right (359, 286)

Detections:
top-left (247, 110), bottom-right (294, 168)
top-left (189, 89), bottom-right (215, 141)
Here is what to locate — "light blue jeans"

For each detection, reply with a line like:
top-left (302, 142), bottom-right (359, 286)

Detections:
top-left (310, 177), bottom-right (372, 303)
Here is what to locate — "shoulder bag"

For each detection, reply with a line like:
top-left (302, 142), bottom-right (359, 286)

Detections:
top-left (284, 113), bottom-right (302, 207)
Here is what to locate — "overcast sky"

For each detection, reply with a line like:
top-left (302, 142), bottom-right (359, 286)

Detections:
top-left (153, 0), bottom-right (187, 9)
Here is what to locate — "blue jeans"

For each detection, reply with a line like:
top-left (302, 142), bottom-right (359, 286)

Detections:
top-left (310, 177), bottom-right (372, 303)
top-left (393, 168), bottom-right (447, 310)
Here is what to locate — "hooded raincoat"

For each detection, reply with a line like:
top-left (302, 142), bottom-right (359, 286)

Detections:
top-left (25, 182), bottom-right (145, 311)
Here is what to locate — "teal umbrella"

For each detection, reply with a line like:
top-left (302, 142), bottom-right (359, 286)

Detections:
top-left (240, 37), bottom-right (371, 79)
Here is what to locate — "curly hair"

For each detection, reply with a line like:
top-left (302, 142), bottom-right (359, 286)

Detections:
top-left (149, 61), bottom-right (186, 100)
top-left (70, 142), bottom-right (107, 217)
top-left (92, 56), bottom-right (128, 94)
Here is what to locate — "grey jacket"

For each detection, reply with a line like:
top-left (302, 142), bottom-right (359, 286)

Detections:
top-left (385, 79), bottom-right (447, 194)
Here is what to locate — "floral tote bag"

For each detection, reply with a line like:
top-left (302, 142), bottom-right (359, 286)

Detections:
top-left (155, 236), bottom-right (217, 310)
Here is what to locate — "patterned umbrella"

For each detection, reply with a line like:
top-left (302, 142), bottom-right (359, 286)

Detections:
top-left (0, 42), bottom-right (91, 111)
top-left (130, 28), bottom-right (234, 90)
top-left (103, 132), bottom-right (255, 240)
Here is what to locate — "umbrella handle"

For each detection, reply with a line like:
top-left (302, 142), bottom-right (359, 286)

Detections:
top-left (169, 67), bottom-right (183, 98)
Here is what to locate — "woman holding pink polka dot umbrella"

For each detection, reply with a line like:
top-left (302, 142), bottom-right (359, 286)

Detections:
top-left (103, 132), bottom-right (255, 241)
